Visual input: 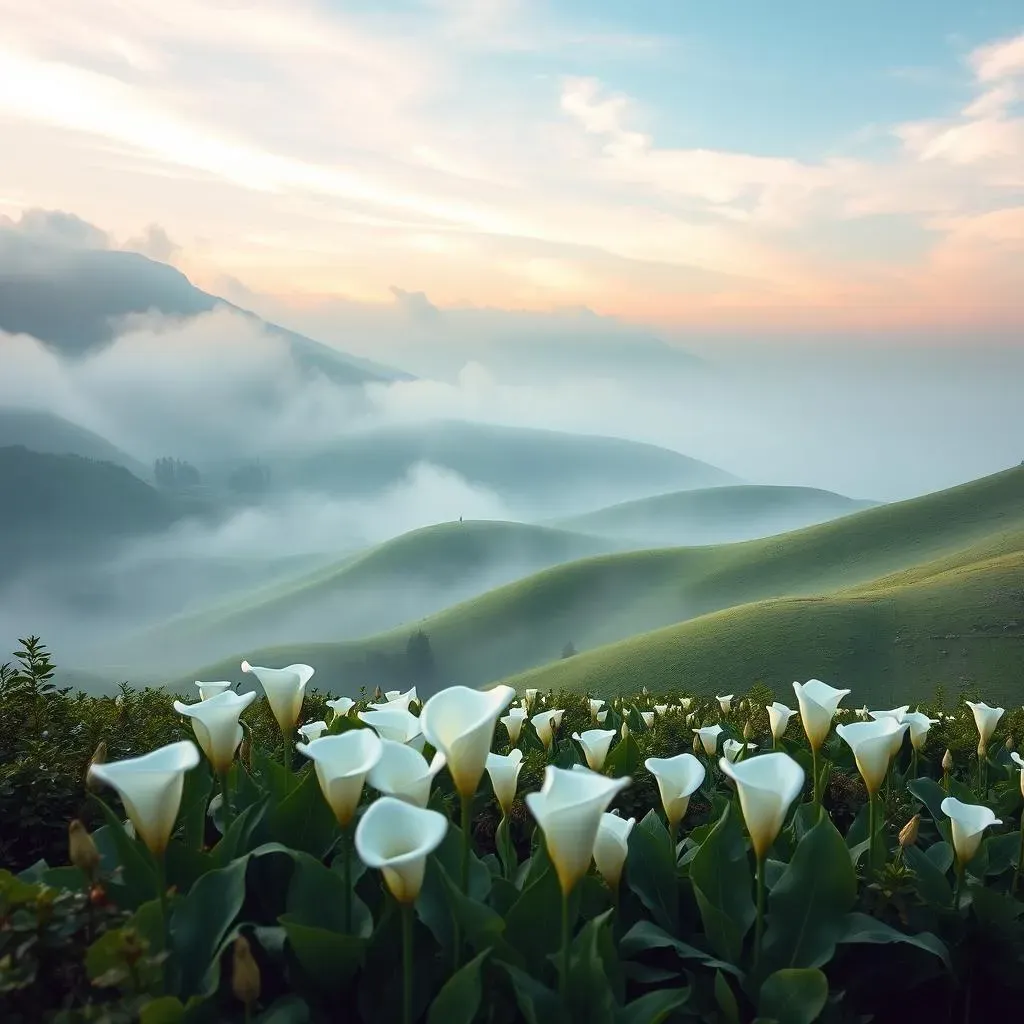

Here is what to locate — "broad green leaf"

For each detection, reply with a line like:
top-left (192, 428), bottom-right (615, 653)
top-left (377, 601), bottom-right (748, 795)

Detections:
top-left (495, 816), bottom-right (517, 880)
top-left (762, 814), bottom-right (856, 972)
top-left (619, 920), bottom-right (743, 978)
top-left (164, 841), bottom-right (214, 896)
top-left (91, 798), bottom-right (157, 910)
top-left (497, 961), bottom-right (565, 1024)
top-left (211, 797), bottom-right (269, 866)
top-left (689, 803), bottom-right (755, 964)
top-left (265, 767), bottom-right (339, 858)
top-left (504, 859), bottom-right (576, 973)
top-left (925, 841), bottom-right (953, 873)
top-left (626, 810), bottom-right (679, 932)
top-left (904, 845), bottom-right (954, 907)
top-left (835, 912), bottom-right (950, 971)
top-left (427, 949), bottom-right (489, 1024)
top-left (616, 987), bottom-right (690, 1024)
top-left (758, 969), bottom-right (828, 1024)
top-left (714, 970), bottom-right (741, 1024)
top-left (179, 759), bottom-right (213, 850)
top-left (286, 849), bottom-right (372, 938)
top-left (605, 734), bottom-right (641, 778)
top-left (439, 864), bottom-right (523, 965)
top-left (139, 996), bottom-right (185, 1024)
top-left (565, 911), bottom-right (618, 1024)
top-left (983, 831), bottom-right (1021, 875)
top-left (907, 779), bottom-right (952, 841)
top-left (40, 866), bottom-right (88, 892)
top-left (279, 916), bottom-right (365, 994)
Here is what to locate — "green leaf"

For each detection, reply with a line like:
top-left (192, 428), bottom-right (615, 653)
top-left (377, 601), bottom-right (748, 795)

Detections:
top-left (439, 864), bottom-right (522, 965)
top-left (714, 970), bottom-right (741, 1024)
top-left (255, 995), bottom-right (311, 1023)
top-left (605, 734), bottom-right (641, 778)
top-left (497, 961), bottom-right (564, 1024)
top-left (286, 850), bottom-right (370, 937)
top-left (170, 855), bottom-right (248, 998)
top-left (758, 969), bottom-right (828, 1024)
top-left (565, 911), bottom-right (618, 1024)
top-left (91, 797), bottom-right (157, 910)
top-left (495, 817), bottom-right (517, 880)
top-left (984, 831), bottom-right (1021, 875)
top-left (907, 779), bottom-right (952, 841)
top-left (836, 912), bottom-right (950, 971)
top-left (904, 845), bottom-right (954, 907)
top-left (504, 858), bottom-right (573, 973)
top-left (265, 768), bottom-right (339, 858)
top-left (179, 759), bottom-right (213, 850)
top-left (211, 797), bottom-right (269, 866)
top-left (140, 997), bottom-right (186, 1024)
top-left (616, 987), bottom-right (691, 1024)
top-left (625, 810), bottom-right (679, 932)
top-left (689, 803), bottom-right (755, 964)
top-left (279, 916), bottom-right (365, 994)
top-left (619, 920), bottom-right (743, 978)
top-left (427, 949), bottom-right (489, 1024)
top-left (761, 814), bottom-right (856, 972)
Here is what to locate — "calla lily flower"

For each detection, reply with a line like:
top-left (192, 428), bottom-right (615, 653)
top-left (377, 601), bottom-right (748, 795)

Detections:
top-left (486, 749), bottom-right (524, 817)
top-left (904, 710), bottom-right (939, 751)
top-left (87, 740), bottom-right (200, 856)
top-left (620, 721), bottom-right (630, 740)
top-left (367, 738), bottom-right (446, 808)
top-left (717, 694), bottom-right (734, 715)
top-left (693, 725), bottom-right (723, 756)
top-left (359, 708), bottom-right (424, 750)
top-left (644, 753), bottom-right (705, 829)
top-left (965, 700), bottom-right (1005, 753)
top-left (524, 688), bottom-right (539, 710)
top-left (941, 796), bottom-right (1002, 865)
top-left (596, 710), bottom-right (608, 724)
top-left (870, 705), bottom-right (910, 724)
top-left (532, 710), bottom-right (563, 751)
top-left (298, 721), bottom-right (328, 742)
top-left (680, 698), bottom-right (693, 710)
top-left (589, 698), bottom-right (605, 721)
top-left (525, 766), bottom-right (631, 895)
top-left (354, 796), bottom-right (447, 903)
top-left (593, 812), bottom-right (635, 890)
top-left (327, 697), bottom-right (356, 719)
top-left (296, 730), bottom-right (383, 827)
top-left (719, 751), bottom-right (804, 858)
top-left (1011, 752), bottom-right (1024, 797)
top-left (241, 660), bottom-right (314, 736)
top-left (369, 687), bottom-right (418, 713)
top-left (793, 679), bottom-right (851, 750)
top-left (654, 704), bottom-right (669, 717)
top-left (640, 711), bottom-right (655, 729)
top-left (172, 690), bottom-right (256, 775)
top-left (501, 707), bottom-right (527, 745)
top-left (419, 685), bottom-right (516, 798)
top-left (766, 702), bottom-right (795, 744)
top-left (572, 729), bottom-right (617, 771)
top-left (836, 719), bottom-right (909, 795)
top-left (723, 739), bottom-right (757, 763)
top-left (196, 681), bottom-right (233, 701)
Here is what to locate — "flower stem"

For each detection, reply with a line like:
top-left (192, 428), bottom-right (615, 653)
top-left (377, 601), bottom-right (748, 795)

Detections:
top-left (910, 748), bottom-right (918, 786)
top-left (283, 734), bottom-right (293, 780)
top-left (341, 825), bottom-right (353, 933)
top-left (460, 792), bottom-right (472, 893)
top-left (401, 901), bottom-right (414, 1024)
top-left (811, 745), bottom-right (822, 817)
top-left (754, 853), bottom-right (766, 969)
top-left (668, 819), bottom-right (677, 864)
top-left (155, 850), bottom-right (169, 991)
top-left (954, 860), bottom-right (965, 907)
top-left (867, 792), bottom-right (876, 877)
top-left (219, 769), bottom-right (232, 834)
top-left (560, 890), bottom-right (571, 1003)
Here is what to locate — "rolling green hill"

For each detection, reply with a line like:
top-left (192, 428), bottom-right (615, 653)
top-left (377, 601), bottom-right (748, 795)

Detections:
top-left (0, 408), bottom-right (144, 474)
top-left (554, 484), bottom-right (875, 546)
top-left (164, 466), bottom-right (1024, 700)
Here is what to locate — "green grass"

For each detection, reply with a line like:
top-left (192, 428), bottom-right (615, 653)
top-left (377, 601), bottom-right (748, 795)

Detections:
top-left (172, 466), bottom-right (1024, 699)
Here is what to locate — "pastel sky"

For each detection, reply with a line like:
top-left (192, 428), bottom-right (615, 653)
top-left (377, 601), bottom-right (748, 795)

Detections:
top-left (1, 0), bottom-right (1023, 329)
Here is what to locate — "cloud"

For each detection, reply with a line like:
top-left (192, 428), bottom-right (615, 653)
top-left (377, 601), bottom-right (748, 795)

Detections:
top-left (0, 207), bottom-right (109, 249)
top-left (124, 223), bottom-right (180, 263)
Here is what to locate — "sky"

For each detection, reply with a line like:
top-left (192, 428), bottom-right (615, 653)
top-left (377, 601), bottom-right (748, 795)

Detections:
top-left (0, 1), bottom-right (1023, 329)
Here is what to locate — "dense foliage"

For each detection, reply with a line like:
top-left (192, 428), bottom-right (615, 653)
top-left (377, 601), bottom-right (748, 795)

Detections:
top-left (3, 638), bottom-right (1024, 1022)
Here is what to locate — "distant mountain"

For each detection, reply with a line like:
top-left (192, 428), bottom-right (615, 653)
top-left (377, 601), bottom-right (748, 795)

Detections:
top-left (0, 408), bottom-right (143, 473)
top-left (0, 236), bottom-right (410, 385)
top-left (555, 484), bottom-right (875, 546)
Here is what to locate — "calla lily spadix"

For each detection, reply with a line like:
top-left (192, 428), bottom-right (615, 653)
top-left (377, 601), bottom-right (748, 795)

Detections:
top-left (723, 739), bottom-right (757, 763)
top-left (965, 700), bottom-right (1004, 754)
top-left (719, 751), bottom-right (804, 859)
top-left (532, 710), bottom-right (563, 752)
top-left (241, 660), bottom-right (314, 737)
top-left (836, 719), bottom-right (908, 796)
top-left (593, 811), bottom-right (635, 890)
top-left (87, 740), bottom-right (201, 857)
top-left (367, 738), bottom-right (446, 808)
top-left (196, 680), bottom-right (232, 701)
top-left (298, 721), bottom-right (328, 743)
top-left (419, 685), bottom-right (516, 799)
top-left (693, 724), bottom-right (723, 756)
top-left (904, 710), bottom-right (939, 751)
top-left (941, 796), bottom-right (1002, 866)
top-left (717, 694), bottom-right (734, 715)
top-left (572, 729), bottom-right (616, 772)
top-left (369, 687), bottom-right (417, 713)
top-left (354, 796), bottom-right (448, 903)
top-left (326, 697), bottom-right (356, 719)
top-left (792, 679), bottom-right (850, 750)
top-left (644, 753), bottom-right (705, 830)
top-left (766, 702), bottom-right (795, 745)
top-left (486, 749), bottom-right (524, 817)
top-left (501, 707), bottom-right (527, 745)
top-left (525, 765), bottom-right (631, 895)
top-left (296, 730), bottom-right (383, 827)
top-left (359, 708), bottom-right (425, 750)
top-left (173, 690), bottom-right (256, 776)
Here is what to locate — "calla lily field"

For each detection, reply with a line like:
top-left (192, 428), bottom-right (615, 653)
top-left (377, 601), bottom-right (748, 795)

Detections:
top-left (5, 641), bottom-right (1024, 1023)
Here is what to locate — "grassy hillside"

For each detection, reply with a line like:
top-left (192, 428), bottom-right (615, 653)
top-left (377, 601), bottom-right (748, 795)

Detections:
top-left (164, 466), bottom-right (1024, 699)
top-left (126, 520), bottom-right (617, 667)
top-left (555, 484), bottom-right (875, 546)
top-left (0, 408), bottom-right (143, 473)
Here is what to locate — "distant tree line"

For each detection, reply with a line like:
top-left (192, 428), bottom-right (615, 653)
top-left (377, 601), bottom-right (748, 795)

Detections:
top-left (154, 457), bottom-right (201, 489)
top-left (334, 630), bottom-right (436, 691)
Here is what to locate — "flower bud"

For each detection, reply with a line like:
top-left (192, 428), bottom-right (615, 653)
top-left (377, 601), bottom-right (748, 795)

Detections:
top-left (692, 733), bottom-right (702, 755)
top-left (1007, 736), bottom-right (1016, 752)
top-left (232, 936), bottom-right (261, 1009)
top-left (68, 820), bottom-right (101, 880)
top-left (86, 741), bottom-right (107, 791)
top-left (942, 749), bottom-right (953, 771)
top-left (898, 814), bottom-right (920, 848)
top-left (239, 734), bottom-right (251, 768)
top-left (743, 720), bottom-right (754, 741)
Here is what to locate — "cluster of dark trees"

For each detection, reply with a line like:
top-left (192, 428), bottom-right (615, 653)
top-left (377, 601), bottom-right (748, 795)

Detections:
top-left (154, 457), bottom-right (201, 489)
top-left (335, 630), bottom-right (436, 692)
top-left (154, 457), bottom-right (272, 498)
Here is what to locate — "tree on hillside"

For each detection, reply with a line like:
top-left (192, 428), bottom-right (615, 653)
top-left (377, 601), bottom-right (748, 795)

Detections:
top-left (154, 457), bottom-right (201, 489)
top-left (561, 641), bottom-right (577, 659)
top-left (406, 630), bottom-right (435, 683)
top-left (227, 461), bottom-right (271, 497)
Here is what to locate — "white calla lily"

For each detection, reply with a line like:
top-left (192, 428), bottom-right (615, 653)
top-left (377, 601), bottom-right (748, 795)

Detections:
top-left (680, 698), bottom-right (693, 710)
top-left (173, 690), bottom-right (256, 775)
top-left (486, 749), bottom-right (524, 817)
top-left (693, 724), bottom-right (723, 756)
top-left (419, 685), bottom-right (516, 798)
top-left (723, 739), bottom-right (757, 763)
top-left (354, 796), bottom-right (447, 903)
top-left (965, 700), bottom-right (1004, 753)
top-left (369, 687), bottom-right (418, 712)
top-left (367, 738), bottom-right (446, 808)
top-left (296, 730), bottom-right (383, 827)
top-left (836, 719), bottom-right (908, 795)
top-left (525, 766), bottom-right (631, 895)
top-left (644, 753), bottom-right (705, 830)
top-left (593, 812), bottom-right (635, 890)
top-left (298, 721), bottom-right (328, 743)
top-left (793, 679), bottom-right (850, 750)
top-left (640, 711), bottom-right (655, 729)
top-left (501, 707), bottom-right (527, 745)
top-left (326, 697), bottom-right (356, 719)
top-left (1011, 752), bottom-right (1024, 797)
top-left (596, 710), bottom-right (608, 724)
top-left (903, 711), bottom-right (939, 751)
top-left (359, 708), bottom-right (424, 750)
top-left (195, 681), bottom-right (232, 701)
top-left (589, 698), bottom-right (605, 721)
top-left (870, 705), bottom-right (910, 724)
top-left (87, 740), bottom-right (200, 856)
top-left (766, 702), bottom-right (795, 745)
top-left (717, 694), bottom-right (734, 715)
top-left (532, 709), bottom-right (564, 751)
top-left (524, 688), bottom-right (539, 710)
top-left (572, 729), bottom-right (616, 771)
top-left (941, 796), bottom-right (1002, 866)
top-left (241, 660), bottom-right (314, 736)
top-left (719, 751), bottom-right (804, 859)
